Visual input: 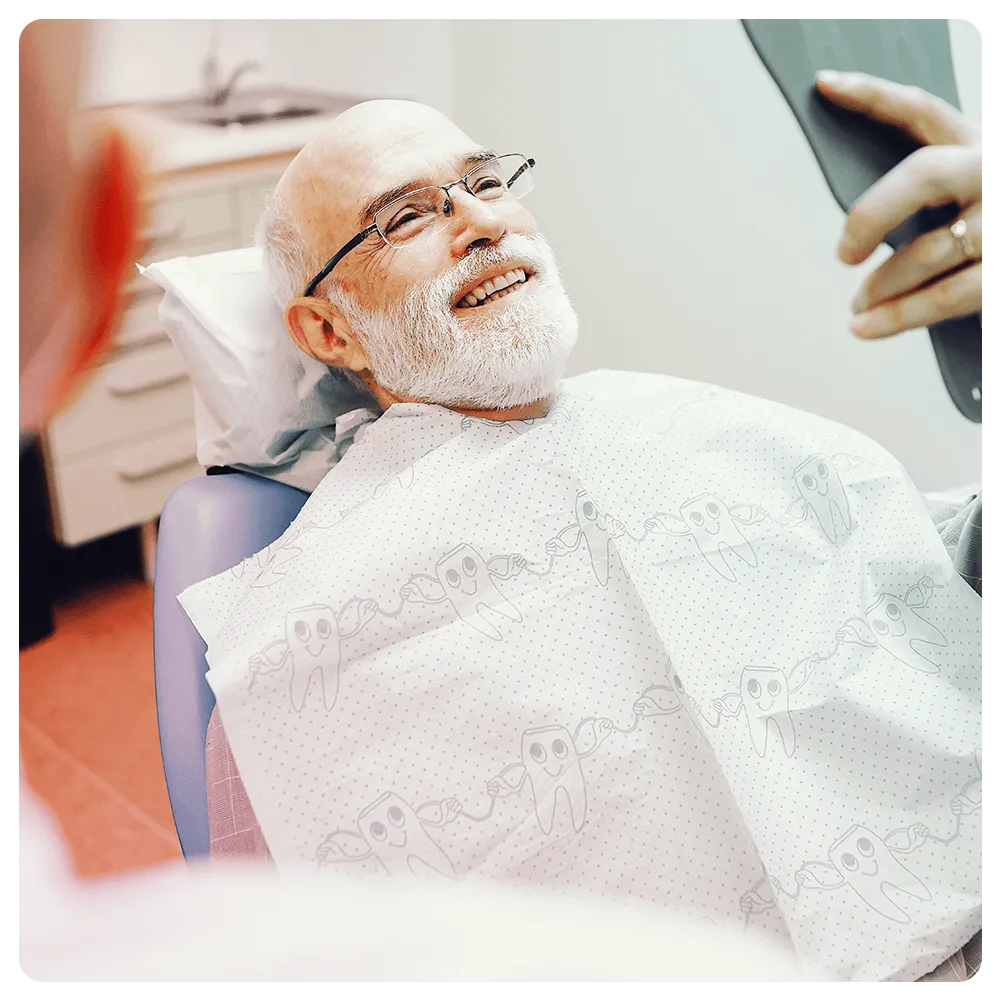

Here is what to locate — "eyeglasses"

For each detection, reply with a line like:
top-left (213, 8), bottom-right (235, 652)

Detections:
top-left (302, 152), bottom-right (536, 297)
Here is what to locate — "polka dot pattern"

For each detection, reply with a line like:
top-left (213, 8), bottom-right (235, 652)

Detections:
top-left (179, 370), bottom-right (981, 982)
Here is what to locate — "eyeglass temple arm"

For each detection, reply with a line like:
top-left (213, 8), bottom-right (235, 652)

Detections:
top-left (506, 157), bottom-right (535, 188)
top-left (303, 224), bottom-right (378, 298)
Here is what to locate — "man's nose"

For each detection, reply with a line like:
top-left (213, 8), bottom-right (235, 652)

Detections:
top-left (445, 187), bottom-right (508, 257)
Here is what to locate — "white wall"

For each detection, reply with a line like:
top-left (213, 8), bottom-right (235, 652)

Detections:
top-left (453, 19), bottom-right (981, 491)
top-left (81, 20), bottom-right (455, 116)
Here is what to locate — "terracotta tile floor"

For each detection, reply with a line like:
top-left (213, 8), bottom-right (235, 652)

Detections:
top-left (19, 579), bottom-right (183, 877)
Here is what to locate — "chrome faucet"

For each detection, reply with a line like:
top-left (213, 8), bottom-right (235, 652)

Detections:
top-left (201, 44), bottom-right (261, 107)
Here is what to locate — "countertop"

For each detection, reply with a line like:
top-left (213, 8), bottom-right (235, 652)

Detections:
top-left (94, 103), bottom-right (351, 176)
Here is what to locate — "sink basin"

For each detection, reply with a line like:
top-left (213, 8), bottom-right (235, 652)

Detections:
top-left (142, 88), bottom-right (358, 128)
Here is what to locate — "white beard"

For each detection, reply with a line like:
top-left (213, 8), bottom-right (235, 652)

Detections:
top-left (329, 232), bottom-right (579, 410)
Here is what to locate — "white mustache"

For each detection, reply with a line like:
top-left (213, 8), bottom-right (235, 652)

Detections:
top-left (411, 233), bottom-right (555, 314)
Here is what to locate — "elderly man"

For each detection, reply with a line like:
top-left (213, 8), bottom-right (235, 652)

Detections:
top-left (182, 94), bottom-right (981, 977)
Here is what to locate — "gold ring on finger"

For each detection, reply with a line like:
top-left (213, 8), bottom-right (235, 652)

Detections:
top-left (950, 218), bottom-right (975, 259)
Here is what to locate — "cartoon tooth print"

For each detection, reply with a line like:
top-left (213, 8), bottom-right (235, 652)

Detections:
top-left (282, 604), bottom-right (341, 712)
top-left (786, 822), bottom-right (935, 924)
top-left (739, 666), bottom-right (795, 758)
top-left (713, 654), bottom-right (827, 755)
top-left (247, 598), bottom-right (378, 711)
top-left (575, 492), bottom-right (613, 586)
top-left (520, 726), bottom-right (588, 834)
top-left (434, 543), bottom-right (522, 640)
top-left (487, 717), bottom-right (613, 835)
top-left (680, 493), bottom-right (758, 582)
top-left (836, 577), bottom-right (947, 674)
top-left (358, 792), bottom-right (457, 881)
top-left (828, 825), bottom-right (932, 923)
top-left (316, 792), bottom-right (460, 882)
top-left (793, 454), bottom-right (852, 544)
top-left (645, 494), bottom-right (760, 583)
top-left (546, 492), bottom-right (628, 586)
top-left (864, 594), bottom-right (946, 674)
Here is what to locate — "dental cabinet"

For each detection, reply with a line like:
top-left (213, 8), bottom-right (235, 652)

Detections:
top-left (40, 124), bottom-right (306, 580)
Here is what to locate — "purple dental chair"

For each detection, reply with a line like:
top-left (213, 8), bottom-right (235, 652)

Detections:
top-left (152, 470), bottom-right (308, 859)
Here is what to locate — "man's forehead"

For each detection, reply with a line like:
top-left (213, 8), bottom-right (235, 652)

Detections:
top-left (286, 101), bottom-right (481, 244)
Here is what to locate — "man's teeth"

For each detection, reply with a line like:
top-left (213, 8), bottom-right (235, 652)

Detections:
top-left (460, 268), bottom-right (528, 308)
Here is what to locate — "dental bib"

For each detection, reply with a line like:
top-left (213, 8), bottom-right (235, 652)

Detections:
top-left (180, 369), bottom-right (981, 981)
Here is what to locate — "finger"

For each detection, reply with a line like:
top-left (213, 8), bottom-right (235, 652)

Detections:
top-left (839, 145), bottom-right (981, 263)
top-left (851, 203), bottom-right (982, 312)
top-left (815, 70), bottom-right (978, 147)
top-left (850, 262), bottom-right (982, 339)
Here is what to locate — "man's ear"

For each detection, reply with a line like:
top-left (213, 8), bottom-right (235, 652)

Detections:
top-left (284, 296), bottom-right (370, 373)
top-left (45, 125), bottom-right (144, 417)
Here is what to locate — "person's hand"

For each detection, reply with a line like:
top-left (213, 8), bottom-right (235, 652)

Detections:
top-left (815, 70), bottom-right (982, 339)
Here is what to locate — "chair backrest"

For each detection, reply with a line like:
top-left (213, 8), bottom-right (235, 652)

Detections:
top-left (152, 471), bottom-right (308, 859)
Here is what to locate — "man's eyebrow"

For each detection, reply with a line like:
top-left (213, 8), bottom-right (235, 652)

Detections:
top-left (356, 148), bottom-right (500, 229)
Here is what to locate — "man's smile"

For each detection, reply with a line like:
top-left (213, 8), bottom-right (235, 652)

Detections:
top-left (454, 267), bottom-right (533, 310)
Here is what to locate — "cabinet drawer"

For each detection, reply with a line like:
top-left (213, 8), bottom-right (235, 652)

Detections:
top-left (115, 293), bottom-right (169, 349)
top-left (49, 425), bottom-right (201, 547)
top-left (48, 339), bottom-right (194, 460)
top-left (146, 187), bottom-right (236, 250)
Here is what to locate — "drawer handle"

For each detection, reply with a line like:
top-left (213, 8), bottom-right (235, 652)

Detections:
top-left (107, 366), bottom-right (188, 396)
top-left (116, 452), bottom-right (198, 482)
top-left (141, 222), bottom-right (184, 246)
top-left (119, 325), bottom-right (168, 348)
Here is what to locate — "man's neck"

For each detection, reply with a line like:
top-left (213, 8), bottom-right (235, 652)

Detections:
top-left (368, 383), bottom-right (553, 421)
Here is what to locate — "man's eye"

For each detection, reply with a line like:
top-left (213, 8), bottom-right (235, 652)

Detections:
top-left (474, 177), bottom-right (503, 195)
top-left (384, 210), bottom-right (421, 234)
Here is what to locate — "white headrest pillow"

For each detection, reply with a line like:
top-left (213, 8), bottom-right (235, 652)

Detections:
top-left (140, 247), bottom-right (379, 493)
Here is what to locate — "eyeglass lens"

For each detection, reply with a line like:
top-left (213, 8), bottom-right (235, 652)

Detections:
top-left (374, 154), bottom-right (534, 247)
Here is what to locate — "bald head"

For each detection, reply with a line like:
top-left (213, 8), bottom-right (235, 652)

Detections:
top-left (276, 100), bottom-right (479, 269)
